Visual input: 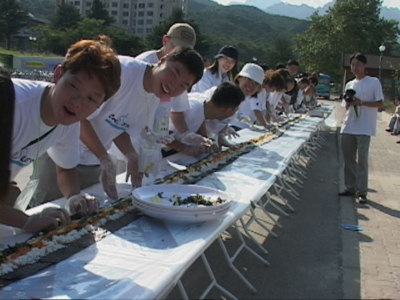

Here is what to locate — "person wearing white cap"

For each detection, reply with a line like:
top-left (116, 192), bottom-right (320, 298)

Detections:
top-left (231, 63), bottom-right (273, 131)
top-left (191, 45), bottom-right (239, 93)
top-left (134, 23), bottom-right (210, 148)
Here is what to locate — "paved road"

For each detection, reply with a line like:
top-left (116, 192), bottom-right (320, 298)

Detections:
top-left (166, 99), bottom-right (400, 299)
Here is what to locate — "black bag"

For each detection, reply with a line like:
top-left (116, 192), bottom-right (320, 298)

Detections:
top-left (0, 75), bottom-right (15, 199)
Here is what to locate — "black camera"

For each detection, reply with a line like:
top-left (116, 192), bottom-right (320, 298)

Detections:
top-left (343, 89), bottom-right (356, 103)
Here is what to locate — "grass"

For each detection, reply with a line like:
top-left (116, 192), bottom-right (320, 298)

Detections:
top-left (0, 48), bottom-right (61, 58)
top-left (383, 99), bottom-right (397, 114)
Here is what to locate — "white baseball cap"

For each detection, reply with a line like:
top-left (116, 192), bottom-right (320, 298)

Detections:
top-left (166, 23), bottom-right (196, 49)
top-left (237, 63), bottom-right (264, 85)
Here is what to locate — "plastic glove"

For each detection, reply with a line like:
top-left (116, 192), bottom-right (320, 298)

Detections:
top-left (182, 145), bottom-right (206, 157)
top-left (238, 114), bottom-right (252, 124)
top-left (22, 207), bottom-right (70, 233)
top-left (65, 194), bottom-right (99, 216)
top-left (264, 123), bottom-right (277, 131)
top-left (125, 152), bottom-right (145, 188)
top-left (181, 131), bottom-right (213, 147)
top-left (142, 126), bottom-right (175, 145)
top-left (223, 126), bottom-right (240, 139)
top-left (99, 154), bottom-right (118, 200)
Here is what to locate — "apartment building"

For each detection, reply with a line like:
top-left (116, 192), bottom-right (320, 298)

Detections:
top-left (64, 0), bottom-right (188, 36)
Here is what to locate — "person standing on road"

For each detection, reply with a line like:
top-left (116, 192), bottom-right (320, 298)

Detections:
top-left (339, 53), bottom-right (384, 203)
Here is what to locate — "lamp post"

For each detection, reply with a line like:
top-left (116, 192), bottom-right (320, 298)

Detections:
top-left (28, 36), bottom-right (37, 54)
top-left (378, 44), bottom-right (386, 84)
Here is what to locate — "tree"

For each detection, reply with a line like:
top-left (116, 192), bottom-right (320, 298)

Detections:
top-left (266, 38), bottom-right (295, 68)
top-left (87, 0), bottom-right (114, 26)
top-left (0, 0), bottom-right (29, 49)
top-left (295, 0), bottom-right (400, 81)
top-left (145, 8), bottom-right (211, 57)
top-left (52, 0), bottom-right (82, 30)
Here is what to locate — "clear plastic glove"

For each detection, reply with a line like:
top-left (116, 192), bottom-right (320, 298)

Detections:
top-left (143, 126), bottom-right (175, 145)
top-left (181, 131), bottom-right (213, 147)
top-left (125, 152), bottom-right (145, 188)
top-left (65, 194), bottom-right (99, 216)
top-left (238, 114), bottom-right (252, 124)
top-left (99, 154), bottom-right (118, 200)
top-left (264, 123), bottom-right (277, 131)
top-left (223, 126), bottom-right (240, 139)
top-left (22, 207), bottom-right (70, 233)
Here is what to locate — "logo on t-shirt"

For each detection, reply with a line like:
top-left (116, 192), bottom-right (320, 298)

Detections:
top-left (10, 148), bottom-right (35, 167)
top-left (105, 114), bottom-right (130, 131)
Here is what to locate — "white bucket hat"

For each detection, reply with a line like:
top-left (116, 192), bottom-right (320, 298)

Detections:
top-left (237, 63), bottom-right (264, 85)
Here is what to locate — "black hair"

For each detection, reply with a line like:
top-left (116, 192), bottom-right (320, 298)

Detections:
top-left (275, 62), bottom-right (286, 70)
top-left (287, 59), bottom-right (299, 67)
top-left (350, 53), bottom-right (367, 64)
top-left (298, 77), bottom-right (310, 85)
top-left (167, 46), bottom-right (204, 84)
top-left (258, 63), bottom-right (269, 72)
top-left (211, 81), bottom-right (245, 108)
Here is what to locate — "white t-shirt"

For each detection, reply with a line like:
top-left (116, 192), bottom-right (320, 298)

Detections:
top-left (135, 49), bottom-right (189, 113)
top-left (267, 91), bottom-right (282, 110)
top-left (341, 76), bottom-right (383, 136)
top-left (231, 92), bottom-right (263, 128)
top-left (80, 56), bottom-right (160, 165)
top-left (10, 79), bottom-right (80, 179)
top-left (169, 93), bottom-right (206, 141)
top-left (189, 86), bottom-right (234, 134)
top-left (191, 68), bottom-right (229, 93)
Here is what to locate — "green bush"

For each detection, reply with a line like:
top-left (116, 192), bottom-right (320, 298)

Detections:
top-left (0, 53), bottom-right (13, 69)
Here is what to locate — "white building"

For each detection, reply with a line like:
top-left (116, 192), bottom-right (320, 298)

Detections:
top-left (64, 0), bottom-right (188, 36)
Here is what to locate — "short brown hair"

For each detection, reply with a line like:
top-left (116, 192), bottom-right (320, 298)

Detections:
top-left (61, 35), bottom-right (121, 101)
top-left (308, 75), bottom-right (318, 86)
top-left (264, 70), bottom-right (286, 92)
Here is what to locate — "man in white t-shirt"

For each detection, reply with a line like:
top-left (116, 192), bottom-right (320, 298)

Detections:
top-left (135, 23), bottom-right (210, 147)
top-left (80, 47), bottom-right (204, 189)
top-left (2, 38), bottom-right (121, 233)
top-left (166, 82), bottom-right (245, 156)
top-left (339, 53), bottom-right (384, 204)
top-left (35, 47), bottom-right (205, 199)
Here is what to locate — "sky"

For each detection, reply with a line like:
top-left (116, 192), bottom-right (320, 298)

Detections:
top-left (215, 0), bottom-right (400, 9)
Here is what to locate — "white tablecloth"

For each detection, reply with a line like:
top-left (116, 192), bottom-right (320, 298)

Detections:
top-left (1, 108), bottom-right (333, 299)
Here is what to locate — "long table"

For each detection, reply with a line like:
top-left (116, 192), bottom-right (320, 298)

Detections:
top-left (0, 107), bottom-right (335, 299)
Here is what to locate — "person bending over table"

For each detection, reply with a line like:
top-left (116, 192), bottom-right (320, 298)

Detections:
top-left (165, 81), bottom-right (245, 157)
top-left (1, 37), bottom-right (121, 233)
top-left (230, 63), bottom-right (274, 131)
top-left (135, 23), bottom-right (210, 148)
top-left (32, 47), bottom-right (205, 205)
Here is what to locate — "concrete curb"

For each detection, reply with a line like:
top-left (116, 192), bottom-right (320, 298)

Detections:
top-left (336, 122), bottom-right (362, 299)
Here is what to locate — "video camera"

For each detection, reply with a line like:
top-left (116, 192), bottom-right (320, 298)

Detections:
top-left (343, 89), bottom-right (356, 103)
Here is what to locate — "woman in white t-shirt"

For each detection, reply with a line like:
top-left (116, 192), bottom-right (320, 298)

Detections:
top-left (231, 63), bottom-right (273, 130)
top-left (263, 69), bottom-right (287, 123)
top-left (191, 45), bottom-right (239, 93)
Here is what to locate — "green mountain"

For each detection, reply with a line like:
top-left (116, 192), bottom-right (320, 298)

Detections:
top-left (188, 0), bottom-right (310, 42)
top-left (187, 0), bottom-right (310, 64)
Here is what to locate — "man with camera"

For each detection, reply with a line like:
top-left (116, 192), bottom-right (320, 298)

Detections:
top-left (339, 53), bottom-right (384, 204)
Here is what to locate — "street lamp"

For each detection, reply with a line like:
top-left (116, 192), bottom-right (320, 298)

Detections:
top-left (28, 36), bottom-right (37, 54)
top-left (378, 44), bottom-right (386, 84)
